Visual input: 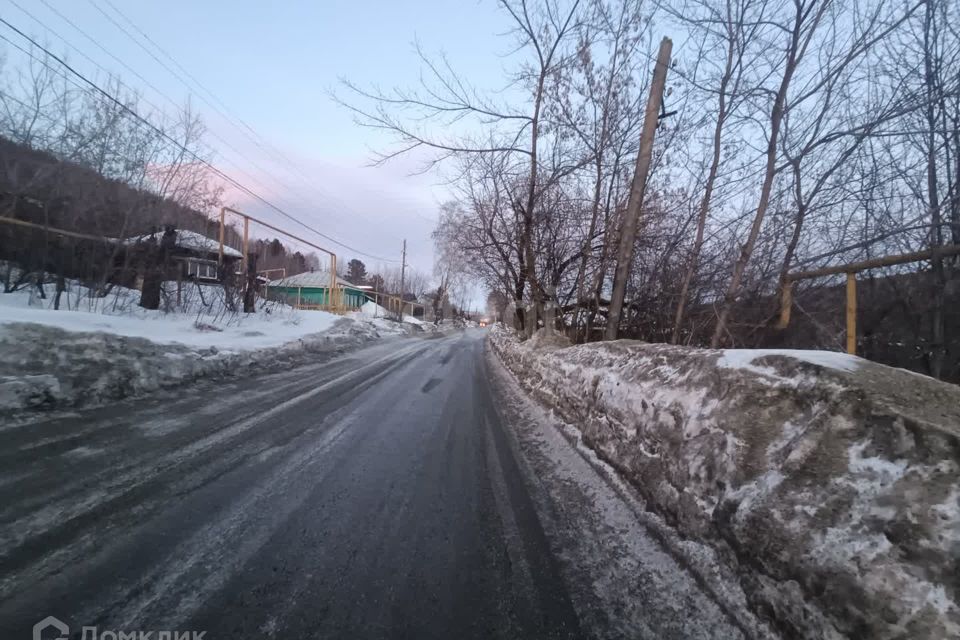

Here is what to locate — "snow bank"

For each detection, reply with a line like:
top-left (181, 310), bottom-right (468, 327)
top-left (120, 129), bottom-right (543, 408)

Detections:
top-left (0, 291), bottom-right (340, 351)
top-left (354, 300), bottom-right (391, 319)
top-left (490, 327), bottom-right (960, 639)
top-left (0, 287), bottom-right (414, 415)
top-left (350, 300), bottom-right (426, 327)
top-left (718, 348), bottom-right (862, 374)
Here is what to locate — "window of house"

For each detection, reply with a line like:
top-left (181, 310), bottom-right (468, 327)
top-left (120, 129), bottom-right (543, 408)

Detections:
top-left (186, 259), bottom-right (218, 280)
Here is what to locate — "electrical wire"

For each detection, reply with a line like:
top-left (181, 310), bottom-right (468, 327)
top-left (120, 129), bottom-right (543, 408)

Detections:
top-left (0, 15), bottom-right (400, 262)
top-left (88, 0), bottom-right (391, 230)
top-left (30, 0), bottom-right (387, 234)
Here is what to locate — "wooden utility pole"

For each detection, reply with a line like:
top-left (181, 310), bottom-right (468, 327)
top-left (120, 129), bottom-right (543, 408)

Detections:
top-left (605, 37), bottom-right (672, 341)
top-left (398, 239), bottom-right (407, 322)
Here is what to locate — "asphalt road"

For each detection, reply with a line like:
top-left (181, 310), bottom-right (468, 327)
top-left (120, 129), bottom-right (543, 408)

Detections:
top-left (0, 329), bottom-right (582, 639)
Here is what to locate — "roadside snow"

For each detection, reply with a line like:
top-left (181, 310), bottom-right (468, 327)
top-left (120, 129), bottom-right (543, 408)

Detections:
top-left (0, 301), bottom-right (339, 351)
top-left (490, 326), bottom-right (960, 640)
top-left (350, 300), bottom-right (425, 326)
top-left (354, 300), bottom-right (391, 319)
top-left (0, 282), bottom-right (415, 415)
top-left (486, 343), bottom-right (772, 639)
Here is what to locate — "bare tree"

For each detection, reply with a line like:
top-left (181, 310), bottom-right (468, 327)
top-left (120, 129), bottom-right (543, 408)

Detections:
top-left (710, 0), bottom-right (920, 347)
top-left (338, 0), bottom-right (586, 334)
top-left (668, 0), bottom-right (764, 343)
top-left (0, 44), bottom-right (224, 314)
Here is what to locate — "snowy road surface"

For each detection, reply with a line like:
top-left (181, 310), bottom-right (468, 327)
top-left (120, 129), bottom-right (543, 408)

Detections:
top-left (0, 329), bottom-right (750, 639)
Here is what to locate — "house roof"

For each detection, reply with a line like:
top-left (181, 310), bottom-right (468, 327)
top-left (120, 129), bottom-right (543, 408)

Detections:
top-left (123, 229), bottom-right (243, 258)
top-left (268, 270), bottom-right (365, 289)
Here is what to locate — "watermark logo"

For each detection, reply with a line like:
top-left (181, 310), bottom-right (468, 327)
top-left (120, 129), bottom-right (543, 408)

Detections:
top-left (31, 618), bottom-right (205, 640)
top-left (33, 616), bottom-right (68, 640)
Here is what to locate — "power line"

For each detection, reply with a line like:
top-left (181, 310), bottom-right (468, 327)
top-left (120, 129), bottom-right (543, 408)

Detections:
top-left (31, 0), bottom-right (183, 114)
top-left (0, 16), bottom-right (400, 262)
top-left (89, 0), bottom-right (389, 230)
top-left (32, 0), bottom-right (373, 232)
top-left (6, 4), bottom-right (400, 260)
top-left (0, 7), bottom-right (323, 243)
top-left (99, 0), bottom-right (305, 173)
top-left (6, 0), bottom-right (275, 202)
top-left (18, 0), bottom-right (341, 230)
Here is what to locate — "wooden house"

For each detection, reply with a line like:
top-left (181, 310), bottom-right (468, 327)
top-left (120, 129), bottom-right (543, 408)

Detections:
top-left (265, 270), bottom-right (370, 310)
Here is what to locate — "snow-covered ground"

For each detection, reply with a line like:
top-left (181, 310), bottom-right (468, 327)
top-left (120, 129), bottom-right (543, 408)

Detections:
top-left (0, 280), bottom-right (417, 415)
top-left (485, 341), bottom-right (774, 640)
top-left (350, 300), bottom-right (425, 326)
top-left (490, 326), bottom-right (960, 640)
top-left (0, 285), bottom-right (343, 351)
top-left (718, 348), bottom-right (863, 374)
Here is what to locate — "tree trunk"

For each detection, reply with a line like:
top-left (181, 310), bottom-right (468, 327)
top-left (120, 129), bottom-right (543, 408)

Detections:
top-left (243, 254), bottom-right (258, 313)
top-left (571, 45), bottom-right (623, 339)
top-left (139, 261), bottom-right (162, 311)
top-left (572, 164), bottom-right (606, 339)
top-left (513, 268), bottom-right (526, 331)
top-left (778, 161), bottom-right (809, 289)
top-left (711, 13), bottom-right (807, 348)
top-left (923, 0), bottom-right (945, 378)
top-left (54, 272), bottom-right (65, 311)
top-left (671, 52), bottom-right (731, 343)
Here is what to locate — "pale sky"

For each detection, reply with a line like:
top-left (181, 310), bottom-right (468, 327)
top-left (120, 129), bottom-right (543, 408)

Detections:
top-left (3, 0), bottom-right (518, 300)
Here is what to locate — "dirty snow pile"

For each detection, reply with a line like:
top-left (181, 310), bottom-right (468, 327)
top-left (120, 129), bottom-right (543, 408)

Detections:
top-left (490, 326), bottom-right (960, 640)
top-left (0, 285), bottom-right (413, 414)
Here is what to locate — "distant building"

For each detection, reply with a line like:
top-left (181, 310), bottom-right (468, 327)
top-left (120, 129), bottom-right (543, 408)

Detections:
top-left (265, 270), bottom-right (370, 310)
